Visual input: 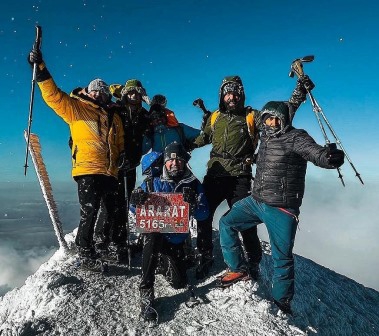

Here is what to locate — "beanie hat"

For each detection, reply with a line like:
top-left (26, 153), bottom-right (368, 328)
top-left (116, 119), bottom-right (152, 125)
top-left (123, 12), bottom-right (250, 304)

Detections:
top-left (87, 78), bottom-right (110, 94)
top-left (120, 79), bottom-right (150, 105)
top-left (219, 75), bottom-right (245, 111)
top-left (163, 142), bottom-right (191, 163)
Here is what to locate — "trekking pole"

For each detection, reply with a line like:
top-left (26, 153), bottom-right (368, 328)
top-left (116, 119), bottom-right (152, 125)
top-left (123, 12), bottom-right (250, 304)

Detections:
top-left (289, 55), bottom-right (364, 186)
top-left (123, 170), bottom-right (132, 270)
top-left (308, 92), bottom-right (364, 185)
top-left (24, 25), bottom-right (42, 176)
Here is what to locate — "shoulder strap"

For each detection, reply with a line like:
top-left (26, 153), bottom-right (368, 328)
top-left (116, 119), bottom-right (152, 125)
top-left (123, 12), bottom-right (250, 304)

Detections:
top-left (210, 110), bottom-right (220, 132)
top-left (245, 110), bottom-right (255, 138)
top-left (245, 107), bottom-right (259, 148)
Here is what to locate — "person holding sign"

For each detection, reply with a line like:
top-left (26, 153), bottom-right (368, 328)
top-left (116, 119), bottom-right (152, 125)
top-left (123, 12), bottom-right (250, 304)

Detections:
top-left (130, 142), bottom-right (209, 322)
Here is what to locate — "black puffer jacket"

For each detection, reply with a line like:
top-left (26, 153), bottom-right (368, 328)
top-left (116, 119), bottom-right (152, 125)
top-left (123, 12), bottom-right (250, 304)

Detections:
top-left (252, 102), bottom-right (338, 209)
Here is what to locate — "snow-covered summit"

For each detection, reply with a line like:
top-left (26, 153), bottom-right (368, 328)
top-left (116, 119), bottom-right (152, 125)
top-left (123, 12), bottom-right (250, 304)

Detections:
top-left (0, 231), bottom-right (378, 336)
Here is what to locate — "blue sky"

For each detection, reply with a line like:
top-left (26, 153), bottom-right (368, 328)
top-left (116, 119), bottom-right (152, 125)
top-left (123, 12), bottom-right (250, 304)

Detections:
top-left (0, 1), bottom-right (379, 292)
top-left (0, 0), bottom-right (378, 183)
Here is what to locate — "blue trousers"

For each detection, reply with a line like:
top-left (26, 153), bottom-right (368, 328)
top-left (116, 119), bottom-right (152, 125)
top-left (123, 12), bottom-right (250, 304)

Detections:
top-left (219, 196), bottom-right (299, 303)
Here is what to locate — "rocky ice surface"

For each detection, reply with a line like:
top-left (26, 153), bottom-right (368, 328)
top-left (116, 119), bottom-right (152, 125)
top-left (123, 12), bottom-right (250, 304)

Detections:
top-left (1, 231), bottom-right (378, 336)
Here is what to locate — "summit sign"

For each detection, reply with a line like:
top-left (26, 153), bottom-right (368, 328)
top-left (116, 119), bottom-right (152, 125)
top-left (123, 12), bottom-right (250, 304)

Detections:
top-left (135, 193), bottom-right (190, 233)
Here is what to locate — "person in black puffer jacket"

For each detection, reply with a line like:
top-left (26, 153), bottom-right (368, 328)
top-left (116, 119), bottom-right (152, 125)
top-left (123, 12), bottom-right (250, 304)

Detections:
top-left (218, 101), bottom-right (344, 315)
top-left (192, 75), bottom-right (312, 280)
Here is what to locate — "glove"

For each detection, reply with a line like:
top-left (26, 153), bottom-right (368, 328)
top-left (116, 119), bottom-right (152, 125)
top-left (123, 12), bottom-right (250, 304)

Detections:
top-left (27, 49), bottom-right (51, 82)
top-left (130, 188), bottom-right (147, 206)
top-left (118, 152), bottom-right (130, 170)
top-left (28, 49), bottom-right (43, 66)
top-left (326, 144), bottom-right (344, 167)
top-left (182, 187), bottom-right (197, 215)
top-left (182, 187), bottom-right (196, 204)
top-left (298, 75), bottom-right (315, 92)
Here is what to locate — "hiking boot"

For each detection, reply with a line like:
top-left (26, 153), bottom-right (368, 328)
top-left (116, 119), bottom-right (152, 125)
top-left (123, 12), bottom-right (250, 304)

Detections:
top-left (77, 247), bottom-right (106, 272)
top-left (79, 257), bottom-right (106, 272)
top-left (274, 299), bottom-right (293, 315)
top-left (140, 288), bottom-right (158, 322)
top-left (195, 252), bottom-right (214, 280)
top-left (105, 244), bottom-right (129, 265)
top-left (216, 270), bottom-right (250, 288)
top-left (245, 252), bottom-right (261, 280)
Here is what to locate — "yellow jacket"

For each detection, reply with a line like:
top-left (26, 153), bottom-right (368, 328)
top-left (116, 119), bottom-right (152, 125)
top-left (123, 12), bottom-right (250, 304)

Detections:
top-left (38, 78), bottom-right (124, 178)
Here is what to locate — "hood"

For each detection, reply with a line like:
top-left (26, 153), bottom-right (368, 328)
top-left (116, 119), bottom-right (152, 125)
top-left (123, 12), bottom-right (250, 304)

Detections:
top-left (218, 75), bottom-right (245, 113)
top-left (260, 101), bottom-right (291, 136)
top-left (141, 151), bottom-right (163, 176)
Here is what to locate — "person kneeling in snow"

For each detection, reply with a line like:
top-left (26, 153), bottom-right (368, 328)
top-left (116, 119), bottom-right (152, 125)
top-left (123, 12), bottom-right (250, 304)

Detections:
top-left (130, 142), bottom-right (209, 322)
top-left (218, 101), bottom-right (344, 315)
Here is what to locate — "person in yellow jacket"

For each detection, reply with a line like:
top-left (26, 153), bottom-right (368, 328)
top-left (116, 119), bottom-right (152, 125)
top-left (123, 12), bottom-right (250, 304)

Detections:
top-left (28, 49), bottom-right (124, 271)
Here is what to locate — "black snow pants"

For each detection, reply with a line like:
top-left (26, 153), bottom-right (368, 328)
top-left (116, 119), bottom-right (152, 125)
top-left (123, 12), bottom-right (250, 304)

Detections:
top-left (140, 233), bottom-right (187, 290)
top-left (74, 174), bottom-right (118, 251)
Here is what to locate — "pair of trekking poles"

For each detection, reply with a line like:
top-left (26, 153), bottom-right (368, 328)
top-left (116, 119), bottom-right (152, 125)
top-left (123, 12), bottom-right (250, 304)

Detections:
top-left (193, 56), bottom-right (364, 187)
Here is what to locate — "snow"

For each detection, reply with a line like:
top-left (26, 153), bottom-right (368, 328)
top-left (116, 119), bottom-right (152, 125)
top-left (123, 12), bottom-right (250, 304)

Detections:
top-left (1, 231), bottom-right (378, 336)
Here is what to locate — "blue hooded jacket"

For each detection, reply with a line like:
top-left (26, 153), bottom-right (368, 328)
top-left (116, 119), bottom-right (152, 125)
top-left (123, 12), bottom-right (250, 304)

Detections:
top-left (142, 123), bottom-right (200, 154)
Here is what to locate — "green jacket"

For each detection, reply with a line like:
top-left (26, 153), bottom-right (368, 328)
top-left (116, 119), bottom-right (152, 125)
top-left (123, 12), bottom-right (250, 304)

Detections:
top-left (194, 106), bottom-right (257, 177)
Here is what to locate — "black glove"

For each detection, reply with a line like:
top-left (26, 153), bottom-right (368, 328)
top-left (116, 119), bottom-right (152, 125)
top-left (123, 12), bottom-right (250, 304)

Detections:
top-left (28, 49), bottom-right (43, 66)
top-left (27, 49), bottom-right (51, 82)
top-left (326, 144), bottom-right (344, 167)
top-left (118, 152), bottom-right (130, 170)
top-left (183, 187), bottom-right (197, 205)
top-left (130, 188), bottom-right (147, 206)
top-left (183, 187), bottom-right (197, 215)
top-left (298, 75), bottom-right (315, 92)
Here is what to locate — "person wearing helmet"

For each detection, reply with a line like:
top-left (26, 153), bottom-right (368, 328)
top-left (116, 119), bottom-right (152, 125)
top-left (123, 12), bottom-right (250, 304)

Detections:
top-left (218, 101), bottom-right (344, 315)
top-left (142, 94), bottom-right (200, 154)
top-left (193, 75), bottom-right (314, 280)
top-left (129, 142), bottom-right (209, 322)
top-left (94, 79), bottom-right (151, 263)
top-left (28, 49), bottom-right (124, 272)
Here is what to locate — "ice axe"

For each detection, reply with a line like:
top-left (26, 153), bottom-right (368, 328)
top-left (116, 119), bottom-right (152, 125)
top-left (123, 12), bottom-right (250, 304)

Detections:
top-left (289, 55), bottom-right (364, 186)
top-left (24, 25), bottom-right (42, 176)
top-left (193, 98), bottom-right (211, 132)
top-left (289, 55), bottom-right (314, 78)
